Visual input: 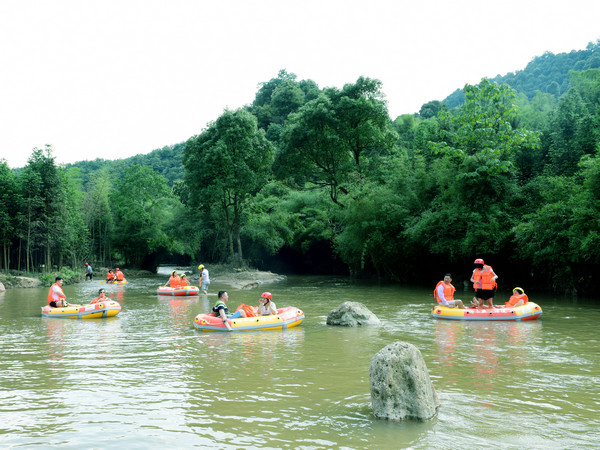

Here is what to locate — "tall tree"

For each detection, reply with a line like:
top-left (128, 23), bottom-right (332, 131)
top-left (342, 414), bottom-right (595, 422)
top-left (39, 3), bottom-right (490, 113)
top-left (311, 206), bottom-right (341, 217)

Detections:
top-left (111, 165), bottom-right (172, 266)
top-left (183, 109), bottom-right (275, 265)
top-left (276, 77), bottom-right (395, 207)
top-left (0, 160), bottom-right (19, 272)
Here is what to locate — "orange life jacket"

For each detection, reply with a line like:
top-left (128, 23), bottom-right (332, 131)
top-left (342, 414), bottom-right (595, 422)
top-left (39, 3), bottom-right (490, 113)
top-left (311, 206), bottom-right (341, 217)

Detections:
top-left (169, 275), bottom-right (181, 287)
top-left (434, 281), bottom-right (456, 303)
top-left (47, 282), bottom-right (66, 305)
top-left (107, 271), bottom-right (115, 280)
top-left (472, 265), bottom-right (497, 290)
top-left (116, 270), bottom-right (124, 281)
top-left (235, 303), bottom-right (257, 318)
top-left (91, 295), bottom-right (111, 304)
top-left (505, 293), bottom-right (528, 307)
top-left (180, 278), bottom-right (190, 286)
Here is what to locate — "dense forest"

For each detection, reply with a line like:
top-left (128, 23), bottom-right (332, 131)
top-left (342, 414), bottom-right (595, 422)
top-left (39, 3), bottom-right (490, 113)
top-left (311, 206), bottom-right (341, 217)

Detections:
top-left (1, 41), bottom-right (600, 297)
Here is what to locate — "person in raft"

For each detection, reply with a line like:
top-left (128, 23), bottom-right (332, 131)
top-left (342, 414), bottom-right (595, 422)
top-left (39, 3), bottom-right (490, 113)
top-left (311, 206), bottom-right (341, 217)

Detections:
top-left (48, 276), bottom-right (68, 308)
top-left (505, 287), bottom-right (529, 308)
top-left (198, 264), bottom-right (210, 294)
top-left (470, 258), bottom-right (498, 308)
top-left (169, 270), bottom-right (181, 287)
top-left (85, 263), bottom-right (93, 280)
top-left (257, 291), bottom-right (278, 315)
top-left (115, 268), bottom-right (125, 282)
top-left (106, 269), bottom-right (116, 283)
top-left (91, 288), bottom-right (112, 304)
top-left (179, 273), bottom-right (190, 287)
top-left (434, 273), bottom-right (465, 309)
top-left (213, 290), bottom-right (246, 323)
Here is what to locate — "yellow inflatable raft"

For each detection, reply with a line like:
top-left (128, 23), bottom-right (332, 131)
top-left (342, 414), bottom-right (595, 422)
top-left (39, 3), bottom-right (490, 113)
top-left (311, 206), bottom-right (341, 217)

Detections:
top-left (41, 301), bottom-right (121, 319)
top-left (193, 306), bottom-right (304, 332)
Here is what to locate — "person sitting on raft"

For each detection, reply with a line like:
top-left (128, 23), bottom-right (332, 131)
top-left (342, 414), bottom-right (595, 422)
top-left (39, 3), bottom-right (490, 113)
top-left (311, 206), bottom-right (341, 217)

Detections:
top-left (434, 274), bottom-right (465, 309)
top-left (505, 287), bottom-right (529, 308)
top-left (257, 291), bottom-right (278, 315)
top-left (179, 273), bottom-right (190, 287)
top-left (47, 277), bottom-right (68, 308)
top-left (115, 268), bottom-right (125, 282)
top-left (106, 269), bottom-right (116, 283)
top-left (91, 288), bottom-right (112, 304)
top-left (169, 270), bottom-right (181, 288)
top-left (213, 290), bottom-right (246, 324)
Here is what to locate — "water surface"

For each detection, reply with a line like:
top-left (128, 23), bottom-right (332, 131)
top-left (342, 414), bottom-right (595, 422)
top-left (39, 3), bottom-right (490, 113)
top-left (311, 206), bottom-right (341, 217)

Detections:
top-left (1, 269), bottom-right (599, 448)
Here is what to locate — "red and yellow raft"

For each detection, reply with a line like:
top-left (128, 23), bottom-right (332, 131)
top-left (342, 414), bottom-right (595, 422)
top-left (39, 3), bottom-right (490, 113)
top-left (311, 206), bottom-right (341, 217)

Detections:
top-left (41, 301), bottom-right (121, 319)
top-left (193, 306), bottom-right (305, 332)
top-left (432, 302), bottom-right (542, 321)
top-left (157, 286), bottom-right (200, 296)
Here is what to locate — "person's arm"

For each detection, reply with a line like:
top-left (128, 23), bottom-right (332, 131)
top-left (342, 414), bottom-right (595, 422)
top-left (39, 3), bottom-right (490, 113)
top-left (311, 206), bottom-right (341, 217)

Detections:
top-left (268, 302), bottom-right (277, 315)
top-left (436, 284), bottom-right (449, 306)
top-left (491, 270), bottom-right (498, 283)
top-left (218, 307), bottom-right (227, 321)
top-left (470, 270), bottom-right (476, 283)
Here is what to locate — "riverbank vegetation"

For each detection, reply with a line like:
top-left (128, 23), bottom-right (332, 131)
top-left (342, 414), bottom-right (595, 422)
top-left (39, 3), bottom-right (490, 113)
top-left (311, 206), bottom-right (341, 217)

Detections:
top-left (1, 42), bottom-right (599, 296)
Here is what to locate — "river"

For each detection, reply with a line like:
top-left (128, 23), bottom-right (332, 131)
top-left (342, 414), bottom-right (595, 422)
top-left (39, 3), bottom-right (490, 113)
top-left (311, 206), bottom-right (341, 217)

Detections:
top-left (1, 268), bottom-right (599, 449)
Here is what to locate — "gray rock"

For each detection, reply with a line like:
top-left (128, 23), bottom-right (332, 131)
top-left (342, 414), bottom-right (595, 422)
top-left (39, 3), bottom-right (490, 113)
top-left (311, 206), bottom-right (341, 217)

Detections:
top-left (370, 341), bottom-right (440, 421)
top-left (0, 281), bottom-right (5, 292)
top-left (13, 276), bottom-right (43, 288)
top-left (326, 301), bottom-right (381, 327)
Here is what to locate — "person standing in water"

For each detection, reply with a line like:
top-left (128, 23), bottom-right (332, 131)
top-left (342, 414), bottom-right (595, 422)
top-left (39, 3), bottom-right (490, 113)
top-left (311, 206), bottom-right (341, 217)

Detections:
top-left (198, 264), bottom-right (210, 294)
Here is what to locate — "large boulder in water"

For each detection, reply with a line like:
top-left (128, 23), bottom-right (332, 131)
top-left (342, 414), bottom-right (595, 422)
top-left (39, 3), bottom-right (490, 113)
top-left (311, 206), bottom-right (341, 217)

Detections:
top-left (370, 341), bottom-right (440, 421)
top-left (0, 281), bottom-right (5, 292)
top-left (326, 301), bottom-right (381, 327)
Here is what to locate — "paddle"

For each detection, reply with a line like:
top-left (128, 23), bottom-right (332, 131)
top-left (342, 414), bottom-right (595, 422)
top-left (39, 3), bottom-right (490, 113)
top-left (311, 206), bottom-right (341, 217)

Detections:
top-left (223, 319), bottom-right (233, 331)
top-left (100, 279), bottom-right (106, 284)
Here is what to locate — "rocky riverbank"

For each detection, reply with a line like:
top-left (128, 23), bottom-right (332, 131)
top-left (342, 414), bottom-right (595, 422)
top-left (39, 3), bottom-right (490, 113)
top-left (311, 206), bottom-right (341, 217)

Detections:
top-left (209, 268), bottom-right (286, 290)
top-left (0, 266), bottom-right (284, 291)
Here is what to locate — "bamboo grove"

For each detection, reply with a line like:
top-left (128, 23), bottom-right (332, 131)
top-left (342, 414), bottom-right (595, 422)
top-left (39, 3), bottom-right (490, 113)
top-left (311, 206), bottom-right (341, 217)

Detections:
top-left (1, 43), bottom-right (599, 296)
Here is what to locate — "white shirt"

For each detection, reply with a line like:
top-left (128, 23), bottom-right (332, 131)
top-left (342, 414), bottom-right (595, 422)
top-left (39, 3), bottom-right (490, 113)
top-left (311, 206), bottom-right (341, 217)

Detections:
top-left (258, 301), bottom-right (277, 315)
top-left (201, 268), bottom-right (210, 283)
top-left (436, 284), bottom-right (450, 306)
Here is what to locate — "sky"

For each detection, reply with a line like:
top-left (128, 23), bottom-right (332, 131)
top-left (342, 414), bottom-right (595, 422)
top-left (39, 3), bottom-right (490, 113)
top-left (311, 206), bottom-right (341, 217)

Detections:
top-left (1, 0), bottom-right (599, 169)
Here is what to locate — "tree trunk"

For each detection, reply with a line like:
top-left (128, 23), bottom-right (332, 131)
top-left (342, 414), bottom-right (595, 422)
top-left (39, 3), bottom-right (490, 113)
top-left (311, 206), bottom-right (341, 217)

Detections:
top-left (225, 206), bottom-right (234, 263)
top-left (233, 200), bottom-right (243, 266)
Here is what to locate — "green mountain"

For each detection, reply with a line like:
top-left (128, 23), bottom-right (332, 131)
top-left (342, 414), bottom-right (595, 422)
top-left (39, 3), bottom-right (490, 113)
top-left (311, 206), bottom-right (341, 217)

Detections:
top-left (444, 40), bottom-right (600, 108)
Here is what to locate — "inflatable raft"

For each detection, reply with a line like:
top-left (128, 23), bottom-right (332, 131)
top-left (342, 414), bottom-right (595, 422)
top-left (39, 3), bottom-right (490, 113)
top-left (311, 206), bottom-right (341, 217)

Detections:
top-left (431, 302), bottom-right (542, 321)
top-left (157, 286), bottom-right (200, 296)
top-left (107, 279), bottom-right (128, 284)
top-left (193, 306), bottom-right (305, 332)
top-left (41, 301), bottom-right (121, 319)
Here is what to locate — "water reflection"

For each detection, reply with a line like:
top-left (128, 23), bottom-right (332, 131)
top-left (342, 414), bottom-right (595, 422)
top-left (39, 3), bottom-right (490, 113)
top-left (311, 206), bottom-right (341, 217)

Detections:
top-left (433, 320), bottom-right (543, 390)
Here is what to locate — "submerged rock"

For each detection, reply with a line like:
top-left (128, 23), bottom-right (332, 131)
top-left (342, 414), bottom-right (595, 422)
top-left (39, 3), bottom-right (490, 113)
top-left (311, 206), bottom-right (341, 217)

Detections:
top-left (326, 301), bottom-right (381, 327)
top-left (369, 341), bottom-right (440, 421)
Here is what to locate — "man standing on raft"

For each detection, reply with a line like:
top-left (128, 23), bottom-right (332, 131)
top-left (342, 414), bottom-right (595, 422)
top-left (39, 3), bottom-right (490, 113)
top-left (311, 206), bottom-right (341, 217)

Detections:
top-left (470, 258), bottom-right (498, 308)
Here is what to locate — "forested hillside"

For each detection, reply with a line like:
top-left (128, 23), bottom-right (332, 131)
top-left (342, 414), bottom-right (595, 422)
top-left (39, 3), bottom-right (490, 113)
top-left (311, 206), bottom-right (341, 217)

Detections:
top-left (2, 42), bottom-right (600, 297)
top-left (444, 40), bottom-right (600, 108)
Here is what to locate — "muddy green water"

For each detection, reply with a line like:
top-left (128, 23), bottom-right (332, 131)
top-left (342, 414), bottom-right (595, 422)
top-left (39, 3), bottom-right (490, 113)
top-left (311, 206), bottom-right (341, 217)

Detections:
top-left (1, 268), bottom-right (599, 449)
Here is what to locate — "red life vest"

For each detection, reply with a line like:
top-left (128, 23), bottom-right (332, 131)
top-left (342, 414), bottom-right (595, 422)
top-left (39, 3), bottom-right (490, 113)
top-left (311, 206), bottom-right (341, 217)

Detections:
top-left (116, 270), bottom-right (124, 281)
top-left (472, 265), bottom-right (497, 290)
top-left (169, 275), bottom-right (181, 287)
top-left (235, 303), bottom-right (257, 317)
top-left (47, 282), bottom-right (66, 305)
top-left (107, 271), bottom-right (115, 280)
top-left (505, 293), bottom-right (528, 307)
top-left (434, 281), bottom-right (456, 303)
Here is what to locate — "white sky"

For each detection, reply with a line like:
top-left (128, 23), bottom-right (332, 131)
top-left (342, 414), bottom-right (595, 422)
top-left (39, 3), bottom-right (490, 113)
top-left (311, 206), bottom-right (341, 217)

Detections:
top-left (1, 0), bottom-right (599, 169)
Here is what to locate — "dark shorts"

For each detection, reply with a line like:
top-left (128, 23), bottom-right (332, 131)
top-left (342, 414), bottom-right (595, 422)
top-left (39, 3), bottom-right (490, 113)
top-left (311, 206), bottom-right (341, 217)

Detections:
top-left (49, 301), bottom-right (58, 308)
top-left (475, 289), bottom-right (495, 300)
